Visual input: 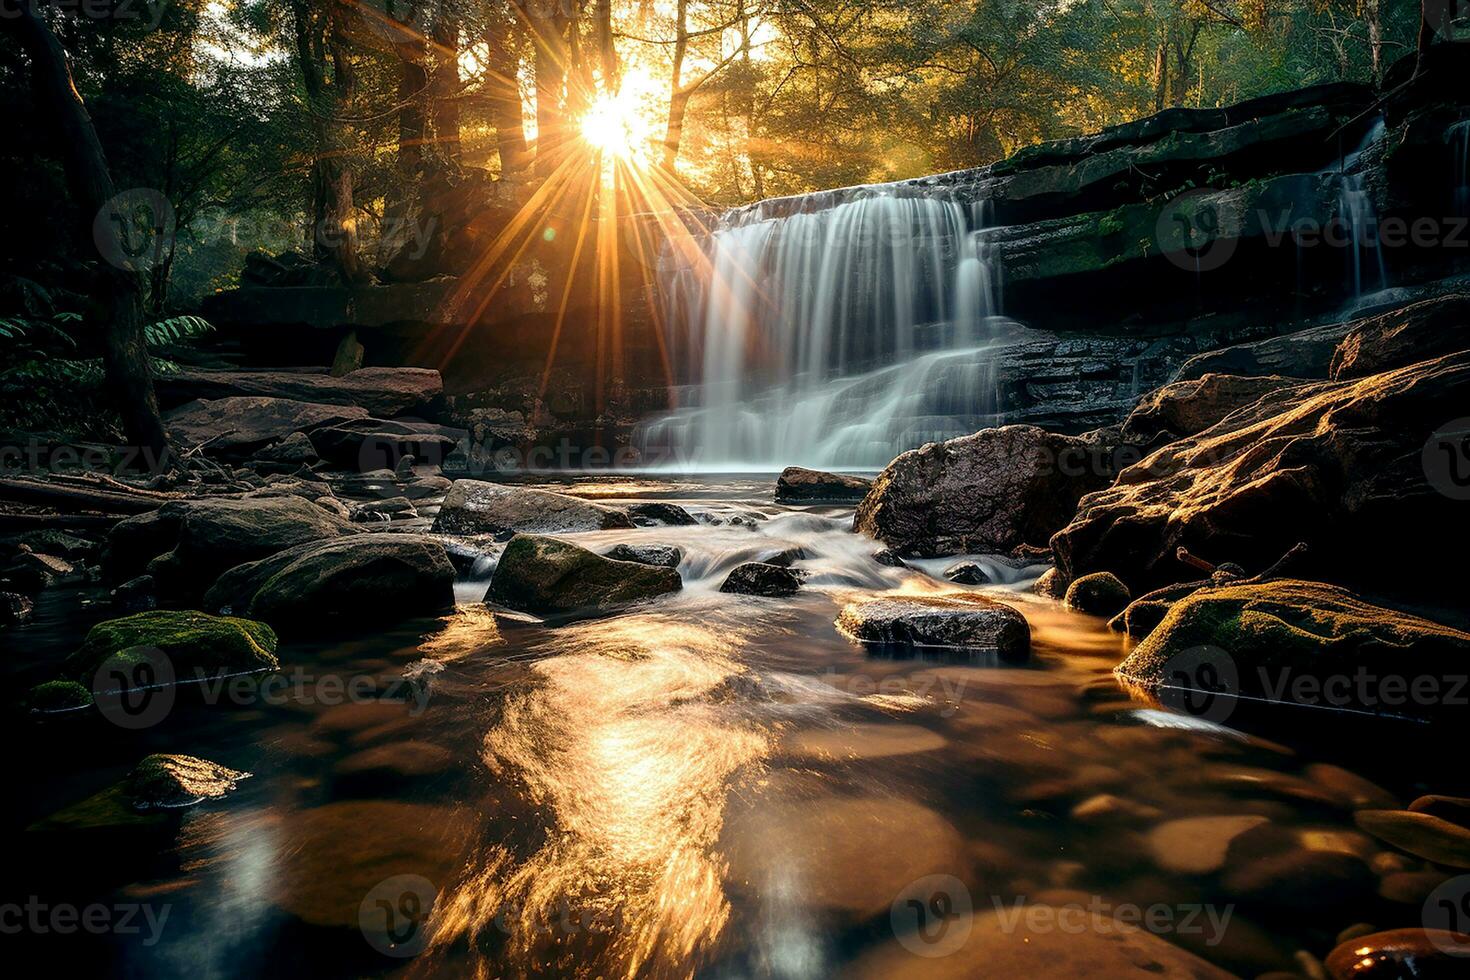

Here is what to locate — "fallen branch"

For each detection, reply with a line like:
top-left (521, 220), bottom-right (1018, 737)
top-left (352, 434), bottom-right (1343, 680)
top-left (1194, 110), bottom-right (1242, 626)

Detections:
top-left (0, 476), bottom-right (169, 514)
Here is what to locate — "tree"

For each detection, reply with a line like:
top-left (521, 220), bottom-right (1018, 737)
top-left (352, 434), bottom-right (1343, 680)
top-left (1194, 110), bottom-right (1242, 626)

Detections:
top-left (4, 0), bottom-right (172, 466)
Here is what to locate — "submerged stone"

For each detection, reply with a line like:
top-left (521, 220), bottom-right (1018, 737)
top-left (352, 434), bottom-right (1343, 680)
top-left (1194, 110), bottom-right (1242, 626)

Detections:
top-left (719, 561), bottom-right (805, 597)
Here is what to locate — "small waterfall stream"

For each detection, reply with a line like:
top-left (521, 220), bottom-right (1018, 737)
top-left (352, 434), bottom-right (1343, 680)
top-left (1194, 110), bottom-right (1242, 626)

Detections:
top-left (1338, 119), bottom-right (1389, 300)
top-left (638, 186), bottom-right (1003, 470)
top-left (1452, 119), bottom-right (1470, 218)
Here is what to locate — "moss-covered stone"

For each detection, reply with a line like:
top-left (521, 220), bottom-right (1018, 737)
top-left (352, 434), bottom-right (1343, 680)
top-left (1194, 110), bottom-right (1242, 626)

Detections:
top-left (25, 679), bottom-right (94, 712)
top-left (1064, 572), bottom-right (1132, 617)
top-left (64, 610), bottom-right (279, 682)
top-left (486, 534), bottom-right (681, 616)
top-left (1118, 580), bottom-right (1470, 717)
top-left (124, 754), bottom-right (250, 810)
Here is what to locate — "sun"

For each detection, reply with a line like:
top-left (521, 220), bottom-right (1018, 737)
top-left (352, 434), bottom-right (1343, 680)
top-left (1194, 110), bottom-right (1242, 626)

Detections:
top-left (579, 76), bottom-right (657, 164)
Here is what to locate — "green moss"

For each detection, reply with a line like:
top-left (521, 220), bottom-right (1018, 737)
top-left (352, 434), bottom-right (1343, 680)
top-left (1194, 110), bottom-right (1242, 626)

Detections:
top-left (25, 679), bottom-right (93, 712)
top-left (64, 610), bottom-right (279, 681)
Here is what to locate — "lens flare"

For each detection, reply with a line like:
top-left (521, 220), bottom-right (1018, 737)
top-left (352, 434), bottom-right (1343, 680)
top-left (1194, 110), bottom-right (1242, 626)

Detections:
top-left (579, 79), bottom-right (656, 164)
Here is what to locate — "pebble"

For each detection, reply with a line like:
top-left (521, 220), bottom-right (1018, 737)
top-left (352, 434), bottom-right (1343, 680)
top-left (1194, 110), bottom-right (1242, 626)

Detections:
top-left (1354, 809), bottom-right (1470, 868)
top-left (1324, 928), bottom-right (1470, 979)
top-left (1145, 814), bottom-right (1269, 874)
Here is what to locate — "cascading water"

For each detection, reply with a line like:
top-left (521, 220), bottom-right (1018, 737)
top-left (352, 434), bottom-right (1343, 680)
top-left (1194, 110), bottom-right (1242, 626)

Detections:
top-left (637, 186), bottom-right (1004, 470)
top-left (1338, 118), bottom-right (1389, 300)
top-left (1452, 119), bottom-right (1470, 219)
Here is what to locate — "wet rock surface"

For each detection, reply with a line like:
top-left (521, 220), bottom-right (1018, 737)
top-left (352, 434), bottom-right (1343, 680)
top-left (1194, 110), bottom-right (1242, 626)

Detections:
top-left (432, 480), bottom-right (633, 537)
top-left (719, 561), bottom-right (805, 597)
top-left (835, 594), bottom-right (1030, 658)
top-left (774, 466), bottom-right (873, 503)
top-left (486, 533), bottom-right (681, 615)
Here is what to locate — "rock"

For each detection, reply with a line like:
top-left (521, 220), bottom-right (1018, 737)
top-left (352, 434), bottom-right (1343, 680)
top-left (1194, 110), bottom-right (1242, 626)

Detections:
top-left (1221, 848), bottom-right (1376, 913)
top-left (1379, 870), bottom-right (1452, 905)
top-left (1174, 319), bottom-right (1356, 381)
top-left (1330, 294), bottom-right (1470, 380)
top-left (718, 561), bottom-right (805, 597)
top-left (204, 534), bottom-right (456, 631)
top-left (1032, 567), bottom-right (1067, 598)
top-left (627, 502), bottom-right (699, 526)
top-left (835, 594), bottom-right (1030, 659)
top-left (25, 679), bottom-right (93, 712)
top-left (63, 610), bottom-right (279, 683)
top-left (350, 496), bottom-right (418, 522)
top-left (1070, 794), bottom-right (1163, 825)
top-left (1052, 352), bottom-right (1470, 594)
top-left (123, 754), bottom-right (250, 809)
top-left (1064, 572), bottom-right (1131, 617)
top-left (872, 548), bottom-right (907, 568)
top-left (758, 546), bottom-right (808, 567)
top-left (856, 425), bottom-right (1114, 557)
top-left (165, 397), bottom-right (367, 456)
top-left (1305, 764), bottom-right (1396, 810)
top-left (1108, 581), bottom-right (1203, 638)
top-left (431, 480), bottom-right (633, 537)
top-left (849, 906), bottom-right (1238, 980)
top-left (314, 496), bottom-right (352, 520)
top-left (110, 575), bottom-right (156, 611)
top-left (1354, 810), bottom-right (1470, 868)
top-left (1122, 373), bottom-right (1308, 442)
top-left (485, 534), bottom-right (681, 616)
top-left (2, 550), bottom-right (77, 590)
top-left (1325, 929), bottom-right (1470, 980)
top-left (1116, 580), bottom-right (1470, 719)
top-left (308, 418), bottom-right (459, 469)
top-left (155, 366), bottom-right (443, 417)
top-left (1, 591), bottom-right (34, 627)
top-left (603, 544), bottom-right (682, 568)
top-left (774, 466), bottom-right (873, 503)
top-left (1409, 795), bottom-right (1470, 828)
top-left (252, 431), bottom-right (320, 466)
top-left (1145, 815), bottom-right (1269, 874)
top-left (2, 530), bottom-right (99, 562)
top-left (113, 496), bottom-right (355, 599)
top-left (944, 561), bottom-right (992, 585)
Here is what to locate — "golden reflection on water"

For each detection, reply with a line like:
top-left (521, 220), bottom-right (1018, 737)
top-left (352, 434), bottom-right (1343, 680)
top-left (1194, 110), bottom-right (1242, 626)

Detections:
top-left (430, 608), bottom-right (771, 978)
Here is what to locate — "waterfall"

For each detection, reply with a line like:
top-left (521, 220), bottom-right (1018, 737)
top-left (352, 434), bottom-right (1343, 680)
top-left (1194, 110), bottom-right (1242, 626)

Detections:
top-left (638, 186), bottom-right (1002, 471)
top-left (1452, 119), bottom-right (1470, 219)
top-left (1338, 119), bottom-right (1389, 301)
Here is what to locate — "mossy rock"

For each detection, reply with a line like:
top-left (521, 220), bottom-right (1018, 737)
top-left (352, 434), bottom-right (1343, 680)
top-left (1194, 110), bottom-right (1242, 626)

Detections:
top-left (1118, 580), bottom-right (1470, 717)
top-left (64, 610), bottom-right (279, 683)
top-left (125, 754), bottom-right (250, 810)
top-left (25, 679), bottom-right (94, 713)
top-left (486, 533), bottom-right (681, 616)
top-left (1064, 572), bottom-right (1132, 617)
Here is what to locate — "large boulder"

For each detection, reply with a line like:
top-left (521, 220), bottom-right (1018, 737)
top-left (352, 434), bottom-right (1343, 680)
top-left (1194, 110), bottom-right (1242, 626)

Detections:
top-left (855, 425), bottom-right (1114, 557)
top-left (719, 562), bottom-right (805, 597)
top-left (1052, 352), bottom-right (1470, 594)
top-left (775, 467), bottom-right (873, 503)
top-left (155, 367), bottom-right (443, 417)
top-left (432, 480), bottom-right (633, 536)
top-left (205, 533), bottom-right (456, 632)
top-left (108, 496), bottom-right (355, 597)
top-left (164, 397), bottom-right (367, 456)
top-left (1120, 374), bottom-right (1308, 442)
top-left (64, 610), bottom-right (279, 682)
top-left (1173, 319), bottom-right (1355, 381)
top-left (1116, 580), bottom-right (1470, 719)
top-left (1330, 293), bottom-right (1470, 380)
top-left (835, 594), bottom-right (1031, 659)
top-left (486, 534), bottom-right (680, 616)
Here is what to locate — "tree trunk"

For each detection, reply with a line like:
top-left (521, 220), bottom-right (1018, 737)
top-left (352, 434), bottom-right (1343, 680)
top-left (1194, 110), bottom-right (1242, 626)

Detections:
top-left (6, 1), bottom-right (172, 468)
top-left (430, 0), bottom-right (461, 166)
top-left (489, 2), bottom-right (531, 176)
top-left (1417, 0), bottom-right (1435, 76)
top-left (662, 0), bottom-right (690, 170)
top-left (529, 5), bottom-right (569, 171)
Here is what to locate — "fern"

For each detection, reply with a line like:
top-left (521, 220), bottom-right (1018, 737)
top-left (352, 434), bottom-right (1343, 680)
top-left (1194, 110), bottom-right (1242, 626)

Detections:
top-left (144, 314), bottom-right (214, 347)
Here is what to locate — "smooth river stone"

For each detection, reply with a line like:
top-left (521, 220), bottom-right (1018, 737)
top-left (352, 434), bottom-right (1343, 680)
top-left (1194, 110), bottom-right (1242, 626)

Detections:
top-left (1146, 815), bottom-right (1269, 874)
top-left (1325, 928), bottom-right (1470, 979)
top-left (723, 797), bottom-right (967, 918)
top-left (1354, 809), bottom-right (1470, 868)
top-left (1409, 794), bottom-right (1470, 828)
top-left (272, 801), bottom-right (471, 929)
top-left (783, 723), bottom-right (947, 761)
top-left (1304, 764), bottom-right (1397, 809)
top-left (834, 594), bottom-right (1031, 659)
top-left (848, 907), bottom-right (1240, 980)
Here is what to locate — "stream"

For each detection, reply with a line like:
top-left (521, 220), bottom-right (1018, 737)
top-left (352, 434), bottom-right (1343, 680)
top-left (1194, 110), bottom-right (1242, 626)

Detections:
top-left (3, 475), bottom-right (1463, 979)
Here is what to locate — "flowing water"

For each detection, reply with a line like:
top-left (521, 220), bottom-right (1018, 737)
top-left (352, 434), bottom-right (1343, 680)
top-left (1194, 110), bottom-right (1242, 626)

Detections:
top-left (1452, 119), bottom-right (1470, 219)
top-left (6, 477), bottom-right (1465, 979)
top-left (1338, 119), bottom-right (1390, 301)
top-left (637, 188), bottom-right (1002, 470)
